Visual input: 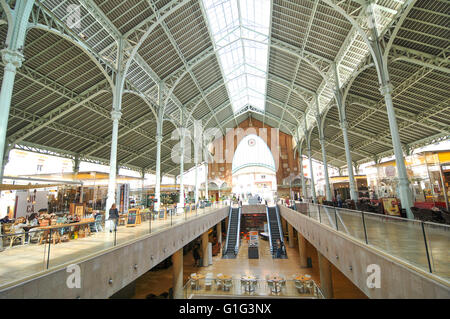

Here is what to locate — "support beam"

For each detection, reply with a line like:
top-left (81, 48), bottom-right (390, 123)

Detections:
top-left (201, 231), bottom-right (209, 267)
top-left (172, 248), bottom-right (184, 299)
top-left (317, 251), bottom-right (334, 299)
top-left (288, 223), bottom-right (295, 248)
top-left (366, 3), bottom-right (414, 219)
top-left (297, 232), bottom-right (308, 268)
top-left (0, 0), bottom-right (34, 182)
top-left (217, 221), bottom-right (222, 247)
top-left (334, 64), bottom-right (358, 201)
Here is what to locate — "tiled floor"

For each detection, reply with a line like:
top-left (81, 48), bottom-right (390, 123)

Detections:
top-left (0, 206), bottom-right (222, 288)
top-left (132, 236), bottom-right (368, 299)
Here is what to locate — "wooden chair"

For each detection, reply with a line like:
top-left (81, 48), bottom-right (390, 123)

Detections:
top-left (8, 226), bottom-right (25, 248)
top-left (294, 280), bottom-right (305, 293)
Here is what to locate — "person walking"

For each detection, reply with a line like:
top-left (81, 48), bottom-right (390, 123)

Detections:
top-left (275, 239), bottom-right (282, 258)
top-left (337, 193), bottom-right (343, 208)
top-left (193, 244), bottom-right (201, 267)
top-left (109, 204), bottom-right (119, 233)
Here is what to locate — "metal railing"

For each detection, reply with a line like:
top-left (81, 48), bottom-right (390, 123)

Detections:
top-left (274, 205), bottom-right (286, 252)
top-left (284, 202), bottom-right (450, 281)
top-left (266, 206), bottom-right (273, 254)
top-left (222, 206), bottom-right (233, 256)
top-left (235, 208), bottom-right (242, 255)
top-left (0, 201), bottom-right (228, 289)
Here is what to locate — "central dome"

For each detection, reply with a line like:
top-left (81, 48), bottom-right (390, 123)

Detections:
top-left (232, 134), bottom-right (276, 174)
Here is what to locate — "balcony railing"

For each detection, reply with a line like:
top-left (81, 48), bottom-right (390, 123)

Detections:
top-left (0, 202), bottom-right (227, 289)
top-left (283, 202), bottom-right (450, 282)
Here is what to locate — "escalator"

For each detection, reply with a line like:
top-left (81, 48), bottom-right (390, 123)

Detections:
top-left (222, 207), bottom-right (241, 259)
top-left (267, 205), bottom-right (287, 259)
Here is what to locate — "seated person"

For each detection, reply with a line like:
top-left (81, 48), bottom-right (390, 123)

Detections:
top-left (0, 215), bottom-right (12, 224)
top-left (12, 218), bottom-right (27, 233)
top-left (29, 215), bottom-right (39, 226)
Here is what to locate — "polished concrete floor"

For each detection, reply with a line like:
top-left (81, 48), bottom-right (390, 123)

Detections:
top-left (0, 206), bottom-right (220, 288)
top-left (132, 236), bottom-right (367, 299)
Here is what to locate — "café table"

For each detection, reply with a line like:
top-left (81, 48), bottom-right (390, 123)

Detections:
top-left (295, 274), bottom-right (312, 293)
top-left (37, 220), bottom-right (93, 244)
top-left (190, 274), bottom-right (205, 290)
top-left (295, 274), bottom-right (311, 282)
top-left (241, 275), bottom-right (257, 293)
top-left (216, 274), bottom-right (232, 290)
top-left (267, 274), bottom-right (284, 293)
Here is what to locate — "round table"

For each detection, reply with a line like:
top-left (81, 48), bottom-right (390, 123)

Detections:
top-left (267, 275), bottom-right (284, 293)
top-left (295, 274), bottom-right (312, 294)
top-left (241, 275), bottom-right (257, 292)
top-left (295, 274), bottom-right (311, 282)
top-left (190, 274), bottom-right (204, 290)
top-left (216, 274), bottom-right (231, 291)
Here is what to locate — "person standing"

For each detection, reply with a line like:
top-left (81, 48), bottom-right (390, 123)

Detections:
top-left (109, 204), bottom-right (119, 233)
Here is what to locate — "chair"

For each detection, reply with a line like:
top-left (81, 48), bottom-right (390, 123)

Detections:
top-left (223, 279), bottom-right (232, 291)
top-left (294, 280), bottom-right (305, 293)
top-left (27, 228), bottom-right (42, 244)
top-left (205, 273), bottom-right (213, 290)
top-left (240, 278), bottom-right (248, 292)
top-left (249, 279), bottom-right (257, 292)
top-left (267, 280), bottom-right (275, 294)
top-left (305, 280), bottom-right (314, 294)
top-left (215, 278), bottom-right (223, 290)
top-left (90, 214), bottom-right (103, 232)
top-left (9, 225), bottom-right (25, 248)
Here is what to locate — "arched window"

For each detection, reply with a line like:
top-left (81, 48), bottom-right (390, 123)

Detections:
top-left (232, 134), bottom-right (275, 174)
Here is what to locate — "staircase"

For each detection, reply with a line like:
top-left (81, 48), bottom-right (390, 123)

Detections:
top-left (267, 206), bottom-right (287, 259)
top-left (222, 207), bottom-right (241, 259)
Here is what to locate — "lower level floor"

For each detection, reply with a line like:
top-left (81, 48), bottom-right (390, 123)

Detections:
top-left (130, 231), bottom-right (367, 299)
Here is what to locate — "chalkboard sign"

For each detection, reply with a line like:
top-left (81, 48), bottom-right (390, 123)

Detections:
top-left (126, 209), bottom-right (138, 227)
top-left (159, 209), bottom-right (165, 219)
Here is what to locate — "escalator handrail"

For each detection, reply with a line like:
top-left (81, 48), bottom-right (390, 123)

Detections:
top-left (275, 205), bottom-right (286, 254)
top-left (266, 205), bottom-right (273, 254)
top-left (223, 206), bottom-right (233, 256)
top-left (234, 208), bottom-right (241, 255)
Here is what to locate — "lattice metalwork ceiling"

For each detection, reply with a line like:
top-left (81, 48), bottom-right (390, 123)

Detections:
top-left (0, 0), bottom-right (448, 177)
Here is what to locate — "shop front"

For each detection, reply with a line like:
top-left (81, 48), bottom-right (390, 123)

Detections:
top-left (329, 175), bottom-right (368, 201)
top-left (366, 151), bottom-right (450, 210)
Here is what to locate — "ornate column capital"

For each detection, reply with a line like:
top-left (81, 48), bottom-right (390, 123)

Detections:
top-left (110, 110), bottom-right (122, 121)
top-left (1, 49), bottom-right (24, 71)
top-left (379, 83), bottom-right (394, 96)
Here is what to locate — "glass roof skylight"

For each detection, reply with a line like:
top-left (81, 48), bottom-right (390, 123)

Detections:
top-left (202, 0), bottom-right (271, 114)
